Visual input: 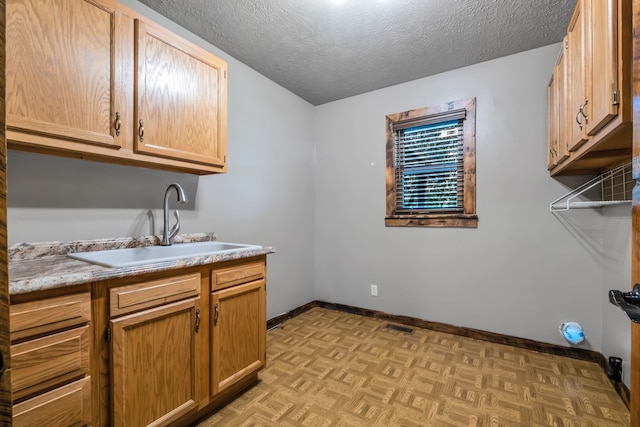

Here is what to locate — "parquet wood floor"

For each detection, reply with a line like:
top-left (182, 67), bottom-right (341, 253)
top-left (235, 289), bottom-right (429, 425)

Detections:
top-left (198, 307), bottom-right (630, 426)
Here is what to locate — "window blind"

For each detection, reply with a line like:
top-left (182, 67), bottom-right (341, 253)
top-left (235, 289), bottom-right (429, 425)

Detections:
top-left (394, 119), bottom-right (464, 212)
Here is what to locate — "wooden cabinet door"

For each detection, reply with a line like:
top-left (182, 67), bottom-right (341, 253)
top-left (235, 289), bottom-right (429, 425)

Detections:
top-left (555, 40), bottom-right (570, 164)
top-left (134, 19), bottom-right (227, 169)
top-left (567, 0), bottom-right (589, 151)
top-left (547, 74), bottom-right (558, 169)
top-left (211, 280), bottom-right (266, 396)
top-left (111, 298), bottom-right (200, 427)
top-left (6, 0), bottom-right (121, 149)
top-left (585, 0), bottom-right (619, 135)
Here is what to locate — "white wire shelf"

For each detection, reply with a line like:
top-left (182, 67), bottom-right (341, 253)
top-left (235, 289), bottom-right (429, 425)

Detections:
top-left (550, 162), bottom-right (632, 212)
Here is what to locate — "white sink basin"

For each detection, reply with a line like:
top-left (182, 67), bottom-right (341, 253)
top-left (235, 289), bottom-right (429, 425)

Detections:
top-left (68, 241), bottom-right (261, 268)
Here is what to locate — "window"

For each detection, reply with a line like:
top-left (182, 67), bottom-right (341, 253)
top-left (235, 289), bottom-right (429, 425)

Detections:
top-left (385, 97), bottom-right (477, 227)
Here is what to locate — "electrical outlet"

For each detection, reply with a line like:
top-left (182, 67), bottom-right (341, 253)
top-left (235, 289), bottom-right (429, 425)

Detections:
top-left (370, 284), bottom-right (378, 297)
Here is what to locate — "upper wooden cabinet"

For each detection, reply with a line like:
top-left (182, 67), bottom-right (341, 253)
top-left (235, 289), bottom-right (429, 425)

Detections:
top-left (547, 75), bottom-right (557, 169)
top-left (585, 0), bottom-right (619, 135)
top-left (567, 0), bottom-right (588, 152)
top-left (556, 43), bottom-right (571, 165)
top-left (548, 0), bottom-right (631, 176)
top-left (6, 0), bottom-right (228, 175)
top-left (548, 39), bottom-right (570, 170)
top-left (134, 19), bottom-right (227, 168)
top-left (6, 0), bottom-right (121, 149)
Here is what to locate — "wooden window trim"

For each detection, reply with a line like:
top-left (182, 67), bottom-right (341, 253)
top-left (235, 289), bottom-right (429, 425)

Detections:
top-left (385, 97), bottom-right (477, 228)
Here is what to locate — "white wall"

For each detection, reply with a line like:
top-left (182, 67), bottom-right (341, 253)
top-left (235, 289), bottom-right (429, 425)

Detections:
top-left (313, 43), bottom-right (628, 354)
top-left (7, 0), bottom-right (317, 319)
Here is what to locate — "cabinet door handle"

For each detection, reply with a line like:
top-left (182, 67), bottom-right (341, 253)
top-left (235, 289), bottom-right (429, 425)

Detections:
top-left (138, 119), bottom-right (145, 142)
top-left (195, 308), bottom-right (201, 333)
top-left (576, 107), bottom-right (583, 130)
top-left (114, 112), bottom-right (121, 136)
top-left (214, 303), bottom-right (219, 326)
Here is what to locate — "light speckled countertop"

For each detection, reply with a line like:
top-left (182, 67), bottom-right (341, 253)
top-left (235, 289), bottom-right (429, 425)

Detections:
top-left (9, 232), bottom-right (275, 295)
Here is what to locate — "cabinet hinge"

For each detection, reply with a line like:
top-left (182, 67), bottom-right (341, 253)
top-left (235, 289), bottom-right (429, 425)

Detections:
top-left (612, 90), bottom-right (620, 105)
top-left (105, 327), bottom-right (111, 342)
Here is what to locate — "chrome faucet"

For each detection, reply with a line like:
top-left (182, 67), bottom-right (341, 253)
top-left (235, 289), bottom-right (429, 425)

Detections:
top-left (162, 183), bottom-right (188, 246)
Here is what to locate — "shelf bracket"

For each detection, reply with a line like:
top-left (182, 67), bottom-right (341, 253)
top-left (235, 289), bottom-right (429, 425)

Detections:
top-left (550, 162), bottom-right (632, 211)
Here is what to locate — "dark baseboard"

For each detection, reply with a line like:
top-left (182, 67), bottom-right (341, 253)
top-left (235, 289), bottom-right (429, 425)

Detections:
top-left (266, 301), bottom-right (319, 330)
top-left (267, 300), bottom-right (631, 410)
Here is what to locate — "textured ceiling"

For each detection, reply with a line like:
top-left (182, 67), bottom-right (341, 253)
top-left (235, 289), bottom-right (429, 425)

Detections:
top-left (138, 0), bottom-right (575, 105)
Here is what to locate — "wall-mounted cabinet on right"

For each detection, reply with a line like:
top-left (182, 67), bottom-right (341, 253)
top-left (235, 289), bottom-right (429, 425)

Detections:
top-left (548, 37), bottom-right (570, 169)
top-left (548, 0), bottom-right (632, 176)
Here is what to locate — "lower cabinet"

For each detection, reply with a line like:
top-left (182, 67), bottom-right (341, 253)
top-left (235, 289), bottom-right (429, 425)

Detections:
top-left (9, 291), bottom-right (92, 427)
top-left (110, 298), bottom-right (201, 427)
top-left (8, 255), bottom-right (268, 426)
top-left (101, 256), bottom-right (267, 426)
top-left (108, 272), bottom-right (201, 427)
top-left (211, 280), bottom-right (266, 395)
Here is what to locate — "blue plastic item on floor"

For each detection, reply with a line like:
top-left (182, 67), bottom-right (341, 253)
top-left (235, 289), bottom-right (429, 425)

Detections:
top-left (560, 322), bottom-right (585, 345)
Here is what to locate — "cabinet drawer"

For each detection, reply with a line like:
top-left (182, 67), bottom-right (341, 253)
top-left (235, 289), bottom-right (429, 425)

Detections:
top-left (10, 292), bottom-right (91, 342)
top-left (211, 261), bottom-right (265, 291)
top-left (11, 325), bottom-right (90, 401)
top-left (13, 376), bottom-right (91, 427)
top-left (110, 272), bottom-right (200, 317)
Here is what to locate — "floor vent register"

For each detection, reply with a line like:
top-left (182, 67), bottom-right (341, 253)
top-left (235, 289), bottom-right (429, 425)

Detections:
top-left (384, 323), bottom-right (415, 334)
